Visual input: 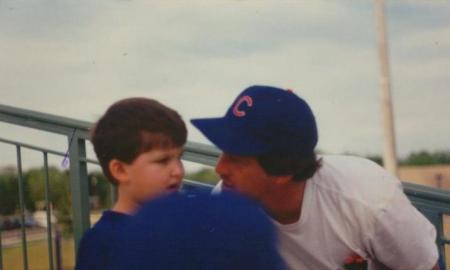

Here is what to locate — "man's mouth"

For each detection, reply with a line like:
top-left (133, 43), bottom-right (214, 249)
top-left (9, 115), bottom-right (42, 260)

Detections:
top-left (222, 181), bottom-right (234, 191)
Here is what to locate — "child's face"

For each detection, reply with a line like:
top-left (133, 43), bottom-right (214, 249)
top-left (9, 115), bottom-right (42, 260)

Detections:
top-left (123, 146), bottom-right (185, 205)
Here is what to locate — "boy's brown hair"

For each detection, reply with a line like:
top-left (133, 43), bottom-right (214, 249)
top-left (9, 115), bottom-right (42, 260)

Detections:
top-left (91, 98), bottom-right (187, 185)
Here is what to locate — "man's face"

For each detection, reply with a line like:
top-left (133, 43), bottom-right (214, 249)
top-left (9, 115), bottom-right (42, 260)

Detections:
top-left (122, 146), bottom-right (184, 204)
top-left (215, 153), bottom-right (276, 203)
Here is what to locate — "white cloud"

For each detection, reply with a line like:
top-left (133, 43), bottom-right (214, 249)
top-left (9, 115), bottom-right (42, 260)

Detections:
top-left (0, 0), bottom-right (449, 169)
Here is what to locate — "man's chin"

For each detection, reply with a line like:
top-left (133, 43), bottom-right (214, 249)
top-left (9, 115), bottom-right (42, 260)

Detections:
top-left (222, 184), bottom-right (233, 191)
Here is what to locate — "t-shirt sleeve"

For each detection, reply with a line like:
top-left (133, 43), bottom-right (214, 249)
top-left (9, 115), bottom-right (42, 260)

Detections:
top-left (367, 189), bottom-right (438, 270)
top-left (211, 180), bottom-right (223, 194)
top-left (75, 230), bottom-right (108, 270)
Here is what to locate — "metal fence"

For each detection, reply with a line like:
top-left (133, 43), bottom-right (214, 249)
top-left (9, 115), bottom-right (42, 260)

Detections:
top-left (0, 104), bottom-right (218, 270)
top-left (0, 103), bottom-right (449, 269)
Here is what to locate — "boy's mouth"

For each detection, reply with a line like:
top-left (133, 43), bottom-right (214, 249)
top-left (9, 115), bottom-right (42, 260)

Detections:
top-left (166, 184), bottom-right (180, 192)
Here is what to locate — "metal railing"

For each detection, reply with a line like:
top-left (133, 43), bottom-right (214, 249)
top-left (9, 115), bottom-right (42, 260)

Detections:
top-left (404, 182), bottom-right (450, 262)
top-left (0, 104), bottom-right (219, 270)
top-left (1, 103), bottom-right (450, 269)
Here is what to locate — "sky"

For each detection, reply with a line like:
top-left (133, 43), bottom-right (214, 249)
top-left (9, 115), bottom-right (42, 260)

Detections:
top-left (0, 0), bottom-right (449, 171)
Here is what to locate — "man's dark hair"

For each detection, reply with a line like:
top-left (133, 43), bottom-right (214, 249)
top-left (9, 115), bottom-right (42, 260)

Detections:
top-left (256, 153), bottom-right (321, 182)
top-left (91, 98), bottom-right (187, 185)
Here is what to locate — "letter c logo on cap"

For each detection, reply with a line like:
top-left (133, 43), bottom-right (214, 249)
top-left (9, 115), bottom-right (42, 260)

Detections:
top-left (232, 95), bottom-right (253, 117)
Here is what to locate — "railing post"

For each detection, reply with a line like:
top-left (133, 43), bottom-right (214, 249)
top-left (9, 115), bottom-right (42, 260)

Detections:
top-left (421, 209), bottom-right (446, 264)
top-left (43, 152), bottom-right (55, 270)
top-left (436, 213), bottom-right (446, 270)
top-left (0, 226), bottom-right (3, 270)
top-left (110, 184), bottom-right (118, 206)
top-left (55, 229), bottom-right (62, 270)
top-left (68, 132), bottom-right (90, 255)
top-left (16, 146), bottom-right (29, 270)
top-left (432, 213), bottom-right (446, 268)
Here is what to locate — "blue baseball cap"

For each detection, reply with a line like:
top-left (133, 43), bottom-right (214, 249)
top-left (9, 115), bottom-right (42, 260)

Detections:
top-left (191, 85), bottom-right (318, 156)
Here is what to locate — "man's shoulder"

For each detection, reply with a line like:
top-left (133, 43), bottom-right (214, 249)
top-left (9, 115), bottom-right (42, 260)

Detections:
top-left (312, 155), bottom-right (401, 208)
top-left (316, 154), bottom-right (399, 185)
top-left (319, 155), bottom-right (382, 170)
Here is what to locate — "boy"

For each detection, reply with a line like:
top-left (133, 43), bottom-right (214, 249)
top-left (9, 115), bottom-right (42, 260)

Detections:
top-left (75, 97), bottom-right (187, 270)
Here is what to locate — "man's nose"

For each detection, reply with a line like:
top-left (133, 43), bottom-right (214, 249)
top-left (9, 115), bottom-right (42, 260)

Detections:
top-left (215, 154), bottom-right (228, 176)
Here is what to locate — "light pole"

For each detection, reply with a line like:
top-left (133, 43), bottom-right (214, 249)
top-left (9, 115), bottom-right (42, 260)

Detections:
top-left (374, 0), bottom-right (398, 176)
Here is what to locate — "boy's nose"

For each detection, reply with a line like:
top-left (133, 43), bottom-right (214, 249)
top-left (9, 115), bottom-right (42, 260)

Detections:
top-left (171, 160), bottom-right (184, 181)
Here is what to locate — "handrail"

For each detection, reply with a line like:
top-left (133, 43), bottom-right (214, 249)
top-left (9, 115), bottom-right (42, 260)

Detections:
top-left (0, 104), bottom-right (91, 138)
top-left (1, 103), bottom-right (450, 269)
top-left (403, 182), bottom-right (450, 204)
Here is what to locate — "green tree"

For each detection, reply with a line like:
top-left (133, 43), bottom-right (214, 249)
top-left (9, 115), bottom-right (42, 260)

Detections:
top-left (88, 172), bottom-right (112, 209)
top-left (401, 150), bottom-right (450, 165)
top-left (24, 167), bottom-right (71, 212)
top-left (186, 167), bottom-right (220, 185)
top-left (24, 167), bottom-right (73, 233)
top-left (366, 155), bottom-right (383, 166)
top-left (0, 166), bottom-right (19, 215)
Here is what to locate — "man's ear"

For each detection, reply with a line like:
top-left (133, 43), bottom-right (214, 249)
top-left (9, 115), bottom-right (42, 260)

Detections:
top-left (274, 175), bottom-right (292, 185)
top-left (109, 159), bottom-right (130, 184)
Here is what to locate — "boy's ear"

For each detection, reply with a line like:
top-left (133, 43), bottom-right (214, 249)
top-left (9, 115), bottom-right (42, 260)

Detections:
top-left (109, 159), bottom-right (130, 184)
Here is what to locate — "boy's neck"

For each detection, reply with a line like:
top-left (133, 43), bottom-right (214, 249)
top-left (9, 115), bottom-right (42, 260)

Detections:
top-left (111, 190), bottom-right (140, 215)
top-left (111, 201), bottom-right (138, 215)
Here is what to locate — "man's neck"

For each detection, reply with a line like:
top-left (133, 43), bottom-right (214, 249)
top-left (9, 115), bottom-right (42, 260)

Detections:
top-left (264, 181), bottom-right (307, 225)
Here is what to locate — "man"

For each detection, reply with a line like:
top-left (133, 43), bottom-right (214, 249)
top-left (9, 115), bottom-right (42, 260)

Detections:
top-left (191, 85), bottom-right (439, 270)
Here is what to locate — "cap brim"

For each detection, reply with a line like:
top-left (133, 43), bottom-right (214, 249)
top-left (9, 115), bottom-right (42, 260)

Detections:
top-left (191, 117), bottom-right (269, 155)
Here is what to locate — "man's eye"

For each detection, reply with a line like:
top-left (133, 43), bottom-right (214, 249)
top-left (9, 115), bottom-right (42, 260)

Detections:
top-left (156, 158), bottom-right (169, 164)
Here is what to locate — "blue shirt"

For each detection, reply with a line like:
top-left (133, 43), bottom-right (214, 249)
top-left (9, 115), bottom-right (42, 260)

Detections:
top-left (75, 210), bottom-right (130, 270)
top-left (107, 192), bottom-right (286, 270)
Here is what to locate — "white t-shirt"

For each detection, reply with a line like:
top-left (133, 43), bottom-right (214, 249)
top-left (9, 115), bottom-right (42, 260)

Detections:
top-left (214, 155), bottom-right (438, 270)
